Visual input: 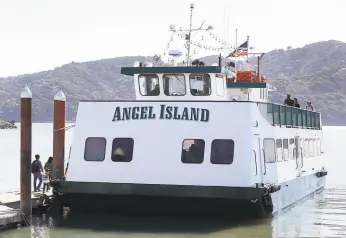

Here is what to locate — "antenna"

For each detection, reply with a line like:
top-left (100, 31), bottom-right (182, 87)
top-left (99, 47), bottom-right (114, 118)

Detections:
top-left (186, 4), bottom-right (194, 66)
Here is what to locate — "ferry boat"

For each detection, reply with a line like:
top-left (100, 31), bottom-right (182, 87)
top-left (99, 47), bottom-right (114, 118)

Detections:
top-left (50, 9), bottom-right (327, 217)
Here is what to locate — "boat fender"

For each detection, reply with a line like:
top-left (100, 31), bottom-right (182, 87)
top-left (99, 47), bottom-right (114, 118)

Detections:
top-left (316, 170), bottom-right (328, 178)
top-left (269, 184), bottom-right (281, 193)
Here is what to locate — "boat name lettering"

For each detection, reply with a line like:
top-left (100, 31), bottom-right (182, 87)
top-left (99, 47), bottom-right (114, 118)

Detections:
top-left (112, 105), bottom-right (209, 122)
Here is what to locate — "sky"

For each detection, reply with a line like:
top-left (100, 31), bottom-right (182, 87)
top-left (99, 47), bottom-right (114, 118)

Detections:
top-left (0, 0), bottom-right (345, 77)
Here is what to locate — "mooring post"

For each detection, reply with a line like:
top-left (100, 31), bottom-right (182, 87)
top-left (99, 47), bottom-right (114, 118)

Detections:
top-left (20, 86), bottom-right (32, 221)
top-left (53, 90), bottom-right (66, 180)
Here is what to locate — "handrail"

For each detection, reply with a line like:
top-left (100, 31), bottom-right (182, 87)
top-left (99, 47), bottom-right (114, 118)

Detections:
top-left (253, 149), bottom-right (258, 176)
top-left (262, 148), bottom-right (267, 175)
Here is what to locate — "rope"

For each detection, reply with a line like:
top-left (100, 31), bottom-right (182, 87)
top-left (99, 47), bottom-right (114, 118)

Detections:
top-left (53, 124), bottom-right (75, 132)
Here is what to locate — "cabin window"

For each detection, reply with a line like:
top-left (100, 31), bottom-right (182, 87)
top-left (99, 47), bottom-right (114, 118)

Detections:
top-left (297, 110), bottom-right (303, 127)
top-left (163, 74), bottom-right (186, 96)
top-left (138, 74), bottom-right (160, 96)
top-left (276, 139), bottom-right (283, 162)
top-left (295, 138), bottom-right (300, 159)
top-left (111, 138), bottom-right (134, 162)
top-left (283, 139), bottom-right (289, 161)
top-left (189, 74), bottom-right (211, 96)
top-left (210, 139), bottom-right (234, 164)
top-left (181, 139), bottom-right (205, 164)
top-left (215, 74), bottom-right (225, 96)
top-left (84, 137), bottom-right (106, 161)
top-left (263, 138), bottom-right (275, 163)
top-left (289, 138), bottom-right (295, 160)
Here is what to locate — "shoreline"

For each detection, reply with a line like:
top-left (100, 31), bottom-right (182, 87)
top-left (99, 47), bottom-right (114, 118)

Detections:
top-left (0, 120), bottom-right (17, 129)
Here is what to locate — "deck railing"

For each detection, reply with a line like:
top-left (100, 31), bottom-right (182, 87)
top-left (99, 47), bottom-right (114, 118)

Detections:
top-left (257, 103), bottom-right (321, 130)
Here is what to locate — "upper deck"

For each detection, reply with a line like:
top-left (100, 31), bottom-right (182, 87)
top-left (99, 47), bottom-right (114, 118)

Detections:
top-left (121, 65), bottom-right (269, 102)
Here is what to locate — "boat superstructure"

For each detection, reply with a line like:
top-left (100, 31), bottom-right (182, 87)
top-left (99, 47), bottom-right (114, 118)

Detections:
top-left (51, 6), bottom-right (327, 217)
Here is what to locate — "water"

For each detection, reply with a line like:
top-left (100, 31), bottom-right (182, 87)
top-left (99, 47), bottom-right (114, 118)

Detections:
top-left (0, 124), bottom-right (345, 237)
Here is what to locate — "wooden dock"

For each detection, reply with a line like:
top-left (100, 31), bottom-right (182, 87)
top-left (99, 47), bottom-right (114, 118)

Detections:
top-left (0, 191), bottom-right (52, 230)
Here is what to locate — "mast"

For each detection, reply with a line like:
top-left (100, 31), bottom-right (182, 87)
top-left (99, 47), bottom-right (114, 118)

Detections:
top-left (234, 29), bottom-right (238, 82)
top-left (186, 4), bottom-right (194, 66)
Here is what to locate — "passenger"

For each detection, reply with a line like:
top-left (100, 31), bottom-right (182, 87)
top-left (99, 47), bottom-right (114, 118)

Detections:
top-left (148, 84), bottom-right (160, 96)
top-left (44, 156), bottom-right (53, 179)
top-left (31, 154), bottom-right (44, 192)
top-left (294, 98), bottom-right (300, 108)
top-left (306, 101), bottom-right (315, 111)
top-left (284, 94), bottom-right (294, 106)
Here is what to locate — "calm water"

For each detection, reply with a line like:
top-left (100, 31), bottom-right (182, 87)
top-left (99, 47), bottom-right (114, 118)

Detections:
top-left (0, 124), bottom-right (345, 238)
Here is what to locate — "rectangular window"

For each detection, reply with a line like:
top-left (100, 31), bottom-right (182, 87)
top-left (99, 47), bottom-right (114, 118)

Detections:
top-left (295, 138), bottom-right (300, 158)
top-left (210, 139), bottom-right (234, 164)
top-left (276, 139), bottom-right (283, 162)
top-left (289, 138), bottom-right (295, 160)
top-left (182, 139), bottom-right (205, 164)
top-left (111, 138), bottom-right (134, 162)
top-left (216, 74), bottom-right (225, 96)
top-left (263, 138), bottom-right (276, 163)
top-left (189, 74), bottom-right (211, 96)
top-left (260, 88), bottom-right (263, 99)
top-left (316, 113), bottom-right (321, 129)
top-left (84, 137), bottom-right (106, 161)
top-left (138, 74), bottom-right (160, 96)
top-left (283, 139), bottom-right (289, 161)
top-left (163, 74), bottom-right (186, 96)
top-left (302, 110), bottom-right (307, 127)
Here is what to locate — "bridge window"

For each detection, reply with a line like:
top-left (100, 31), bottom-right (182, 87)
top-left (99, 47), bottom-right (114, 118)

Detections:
top-left (111, 138), bottom-right (134, 162)
top-left (210, 139), bottom-right (234, 164)
top-left (189, 74), bottom-right (211, 96)
top-left (263, 138), bottom-right (275, 163)
top-left (138, 74), bottom-right (160, 96)
top-left (181, 139), bottom-right (205, 164)
top-left (163, 74), bottom-right (186, 96)
top-left (84, 137), bottom-right (106, 161)
top-left (215, 74), bottom-right (225, 96)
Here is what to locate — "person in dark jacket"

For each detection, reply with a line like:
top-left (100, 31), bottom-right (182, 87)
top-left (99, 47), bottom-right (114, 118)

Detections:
top-left (284, 94), bottom-right (294, 106)
top-left (31, 154), bottom-right (43, 192)
top-left (294, 98), bottom-right (300, 108)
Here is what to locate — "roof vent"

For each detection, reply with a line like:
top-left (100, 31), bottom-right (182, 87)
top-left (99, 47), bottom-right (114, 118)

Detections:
top-left (133, 61), bottom-right (140, 67)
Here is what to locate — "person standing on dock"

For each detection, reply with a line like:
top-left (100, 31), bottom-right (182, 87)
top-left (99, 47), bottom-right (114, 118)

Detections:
top-left (31, 154), bottom-right (43, 192)
top-left (44, 156), bottom-right (53, 191)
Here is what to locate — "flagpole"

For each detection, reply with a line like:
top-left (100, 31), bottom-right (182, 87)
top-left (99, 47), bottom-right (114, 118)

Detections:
top-left (246, 35), bottom-right (249, 62)
top-left (234, 29), bottom-right (238, 82)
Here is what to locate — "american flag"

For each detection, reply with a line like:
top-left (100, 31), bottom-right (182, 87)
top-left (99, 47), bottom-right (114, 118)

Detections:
top-left (228, 40), bottom-right (248, 57)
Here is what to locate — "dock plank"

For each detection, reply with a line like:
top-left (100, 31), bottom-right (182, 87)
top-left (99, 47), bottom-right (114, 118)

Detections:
top-left (0, 205), bottom-right (22, 229)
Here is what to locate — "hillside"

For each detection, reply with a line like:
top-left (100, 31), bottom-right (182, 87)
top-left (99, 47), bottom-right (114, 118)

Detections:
top-left (0, 40), bottom-right (346, 125)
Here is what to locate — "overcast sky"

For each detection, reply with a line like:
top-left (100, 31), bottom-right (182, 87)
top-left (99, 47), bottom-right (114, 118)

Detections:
top-left (0, 0), bottom-right (345, 77)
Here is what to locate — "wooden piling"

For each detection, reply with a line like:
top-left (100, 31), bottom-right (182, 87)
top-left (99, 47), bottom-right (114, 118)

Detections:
top-left (53, 90), bottom-right (66, 180)
top-left (20, 86), bottom-right (32, 220)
